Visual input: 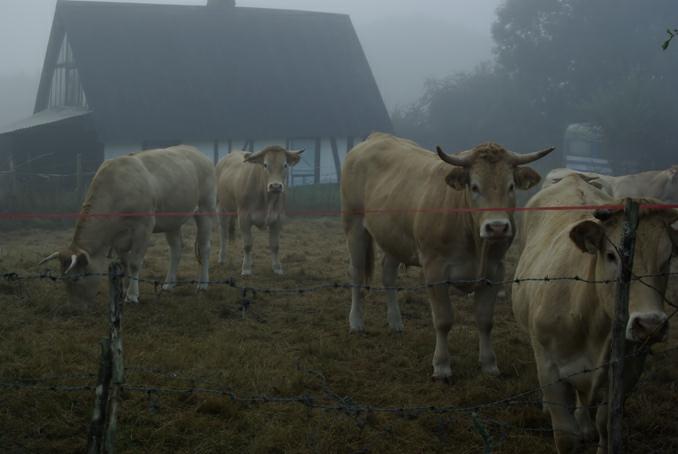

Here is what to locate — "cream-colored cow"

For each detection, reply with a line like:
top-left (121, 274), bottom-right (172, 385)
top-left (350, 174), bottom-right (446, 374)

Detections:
top-left (216, 146), bottom-right (303, 276)
top-left (341, 132), bottom-right (553, 379)
top-left (40, 145), bottom-right (216, 304)
top-left (544, 166), bottom-right (678, 202)
top-left (512, 174), bottom-right (677, 453)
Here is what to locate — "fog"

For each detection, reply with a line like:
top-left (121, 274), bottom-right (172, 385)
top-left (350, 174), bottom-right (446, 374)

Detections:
top-left (0, 0), bottom-right (499, 126)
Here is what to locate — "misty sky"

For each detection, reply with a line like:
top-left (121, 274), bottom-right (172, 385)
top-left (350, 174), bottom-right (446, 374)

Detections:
top-left (0, 0), bottom-right (501, 124)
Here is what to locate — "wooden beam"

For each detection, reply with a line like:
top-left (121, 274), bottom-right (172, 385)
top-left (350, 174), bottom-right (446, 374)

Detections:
top-left (330, 137), bottom-right (341, 182)
top-left (314, 138), bottom-right (321, 185)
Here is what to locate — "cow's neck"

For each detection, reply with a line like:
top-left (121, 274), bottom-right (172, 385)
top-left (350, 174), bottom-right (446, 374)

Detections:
top-left (71, 200), bottom-right (113, 259)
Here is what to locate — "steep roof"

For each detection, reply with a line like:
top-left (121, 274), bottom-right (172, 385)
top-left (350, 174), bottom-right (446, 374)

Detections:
top-left (35, 0), bottom-right (392, 142)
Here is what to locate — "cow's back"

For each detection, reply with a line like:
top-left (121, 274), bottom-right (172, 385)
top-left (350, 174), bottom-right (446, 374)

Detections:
top-left (342, 133), bottom-right (450, 212)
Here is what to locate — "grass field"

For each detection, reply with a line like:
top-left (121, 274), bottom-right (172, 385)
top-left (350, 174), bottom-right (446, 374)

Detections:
top-left (0, 218), bottom-right (676, 453)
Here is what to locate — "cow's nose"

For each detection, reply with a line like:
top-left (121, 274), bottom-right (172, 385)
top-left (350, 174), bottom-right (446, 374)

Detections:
top-left (268, 183), bottom-right (284, 193)
top-left (482, 220), bottom-right (511, 239)
top-left (627, 312), bottom-right (668, 343)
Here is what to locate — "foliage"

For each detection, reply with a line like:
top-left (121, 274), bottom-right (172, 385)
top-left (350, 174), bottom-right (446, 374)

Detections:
top-left (395, 0), bottom-right (678, 171)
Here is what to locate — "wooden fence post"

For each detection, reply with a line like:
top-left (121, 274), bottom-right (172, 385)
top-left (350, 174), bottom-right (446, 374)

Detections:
top-left (330, 137), bottom-right (341, 183)
top-left (105, 262), bottom-right (125, 453)
top-left (607, 198), bottom-right (639, 454)
top-left (86, 262), bottom-right (124, 454)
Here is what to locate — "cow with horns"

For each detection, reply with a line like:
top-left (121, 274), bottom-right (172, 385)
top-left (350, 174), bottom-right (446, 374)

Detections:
top-left (340, 133), bottom-right (554, 379)
top-left (40, 145), bottom-right (216, 304)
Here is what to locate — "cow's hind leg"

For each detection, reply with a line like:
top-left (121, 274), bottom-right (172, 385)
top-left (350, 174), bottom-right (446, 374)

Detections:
top-left (475, 284), bottom-right (500, 375)
top-left (240, 216), bottom-right (254, 276)
top-left (125, 221), bottom-right (153, 304)
top-left (269, 222), bottom-right (283, 275)
top-left (574, 390), bottom-right (595, 443)
top-left (195, 212), bottom-right (212, 290)
top-left (162, 229), bottom-right (182, 290)
top-left (383, 253), bottom-right (403, 332)
top-left (424, 259), bottom-right (454, 379)
top-left (345, 216), bottom-right (373, 333)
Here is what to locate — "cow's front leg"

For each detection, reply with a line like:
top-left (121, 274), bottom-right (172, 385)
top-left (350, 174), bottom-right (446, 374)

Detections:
top-left (125, 225), bottom-right (152, 304)
top-left (240, 216), bottom-right (254, 276)
top-left (162, 229), bottom-right (182, 290)
top-left (383, 253), bottom-right (403, 332)
top-left (475, 283), bottom-right (500, 375)
top-left (345, 216), bottom-right (371, 333)
top-left (424, 260), bottom-right (454, 379)
top-left (195, 213), bottom-right (212, 290)
top-left (269, 222), bottom-right (283, 275)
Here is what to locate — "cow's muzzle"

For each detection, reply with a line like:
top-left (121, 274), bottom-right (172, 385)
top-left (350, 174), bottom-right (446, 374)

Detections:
top-left (626, 312), bottom-right (668, 343)
top-left (268, 182), bottom-right (284, 194)
top-left (480, 219), bottom-right (512, 239)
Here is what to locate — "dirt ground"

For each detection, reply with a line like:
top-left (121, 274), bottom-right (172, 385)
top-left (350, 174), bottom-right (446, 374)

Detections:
top-left (0, 218), bottom-right (676, 453)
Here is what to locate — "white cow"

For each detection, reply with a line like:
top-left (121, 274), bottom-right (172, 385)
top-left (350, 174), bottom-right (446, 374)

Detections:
top-left (40, 145), bottom-right (216, 304)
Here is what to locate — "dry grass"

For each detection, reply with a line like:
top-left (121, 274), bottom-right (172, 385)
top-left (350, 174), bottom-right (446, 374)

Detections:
top-left (0, 218), bottom-right (676, 453)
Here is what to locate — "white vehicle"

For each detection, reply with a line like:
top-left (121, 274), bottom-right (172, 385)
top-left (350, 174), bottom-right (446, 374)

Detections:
top-left (562, 123), bottom-right (612, 175)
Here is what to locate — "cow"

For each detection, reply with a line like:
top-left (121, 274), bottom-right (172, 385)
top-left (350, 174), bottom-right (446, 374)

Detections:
top-left (39, 145), bottom-right (216, 305)
top-left (512, 174), bottom-right (677, 453)
top-left (216, 145), bottom-right (303, 276)
top-left (341, 132), bottom-right (553, 379)
top-left (544, 166), bottom-right (678, 202)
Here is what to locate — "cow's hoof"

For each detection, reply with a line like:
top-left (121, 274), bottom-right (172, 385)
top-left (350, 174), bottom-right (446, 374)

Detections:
top-left (272, 266), bottom-right (284, 276)
top-left (125, 296), bottom-right (140, 304)
top-left (161, 283), bottom-right (176, 291)
top-left (389, 323), bottom-right (404, 333)
top-left (241, 270), bottom-right (252, 277)
top-left (196, 284), bottom-right (208, 292)
top-left (432, 364), bottom-right (452, 381)
top-left (481, 363), bottom-right (501, 376)
top-left (431, 374), bottom-right (453, 385)
top-left (349, 325), bottom-right (365, 335)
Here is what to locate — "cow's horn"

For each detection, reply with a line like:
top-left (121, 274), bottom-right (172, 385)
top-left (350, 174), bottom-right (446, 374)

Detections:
top-left (38, 251), bottom-right (60, 265)
top-left (510, 147), bottom-right (555, 166)
top-left (436, 146), bottom-right (472, 167)
top-left (64, 254), bottom-right (78, 275)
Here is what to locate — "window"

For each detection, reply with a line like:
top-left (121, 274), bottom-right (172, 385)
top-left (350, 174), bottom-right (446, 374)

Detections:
top-left (48, 34), bottom-right (88, 108)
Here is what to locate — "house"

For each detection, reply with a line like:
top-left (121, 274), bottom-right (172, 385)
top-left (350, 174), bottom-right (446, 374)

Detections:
top-left (0, 0), bottom-right (391, 188)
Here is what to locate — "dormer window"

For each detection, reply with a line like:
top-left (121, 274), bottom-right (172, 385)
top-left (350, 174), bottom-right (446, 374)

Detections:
top-left (48, 34), bottom-right (87, 108)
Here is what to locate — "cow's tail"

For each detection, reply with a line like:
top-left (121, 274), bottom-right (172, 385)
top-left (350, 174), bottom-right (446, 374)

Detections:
top-left (194, 236), bottom-right (202, 265)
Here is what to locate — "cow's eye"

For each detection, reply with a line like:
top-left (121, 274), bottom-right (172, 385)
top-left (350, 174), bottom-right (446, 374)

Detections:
top-left (284, 163), bottom-right (289, 169)
top-left (508, 183), bottom-right (515, 192)
top-left (470, 184), bottom-right (480, 193)
top-left (606, 252), bottom-right (617, 263)
top-left (263, 163), bottom-right (269, 169)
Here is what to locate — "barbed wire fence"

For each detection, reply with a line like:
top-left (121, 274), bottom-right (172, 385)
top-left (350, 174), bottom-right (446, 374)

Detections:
top-left (1, 201), bottom-right (678, 452)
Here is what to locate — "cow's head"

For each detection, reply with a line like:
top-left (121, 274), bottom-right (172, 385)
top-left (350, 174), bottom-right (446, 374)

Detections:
top-left (570, 203), bottom-right (678, 344)
top-left (39, 247), bottom-right (100, 305)
top-left (244, 146), bottom-right (304, 194)
top-left (436, 143), bottom-right (554, 240)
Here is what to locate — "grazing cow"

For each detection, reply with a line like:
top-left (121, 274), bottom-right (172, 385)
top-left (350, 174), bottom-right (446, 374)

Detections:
top-left (216, 146), bottom-right (303, 276)
top-left (512, 174), bottom-right (677, 453)
top-left (341, 133), bottom-right (553, 379)
top-left (40, 146), bottom-right (216, 304)
top-left (544, 166), bottom-right (678, 202)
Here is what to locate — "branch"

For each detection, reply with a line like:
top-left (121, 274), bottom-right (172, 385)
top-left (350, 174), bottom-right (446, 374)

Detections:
top-left (662, 28), bottom-right (678, 50)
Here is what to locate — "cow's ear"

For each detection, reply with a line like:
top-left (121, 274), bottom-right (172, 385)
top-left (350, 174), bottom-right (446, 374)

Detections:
top-left (286, 149), bottom-right (304, 166)
top-left (514, 167), bottom-right (541, 190)
top-left (243, 151), bottom-right (265, 164)
top-left (445, 168), bottom-right (469, 190)
top-left (570, 220), bottom-right (604, 254)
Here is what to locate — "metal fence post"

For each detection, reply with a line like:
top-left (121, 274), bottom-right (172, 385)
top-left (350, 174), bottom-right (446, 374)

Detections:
top-left (608, 198), bottom-right (639, 454)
